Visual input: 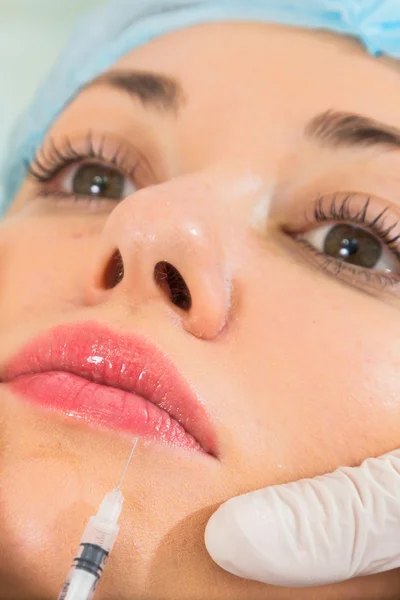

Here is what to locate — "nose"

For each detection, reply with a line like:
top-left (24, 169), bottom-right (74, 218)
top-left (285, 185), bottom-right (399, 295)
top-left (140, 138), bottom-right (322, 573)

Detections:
top-left (85, 179), bottom-right (232, 339)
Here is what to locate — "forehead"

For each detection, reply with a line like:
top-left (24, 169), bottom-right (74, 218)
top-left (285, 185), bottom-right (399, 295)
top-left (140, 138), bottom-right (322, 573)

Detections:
top-left (104, 21), bottom-right (400, 126)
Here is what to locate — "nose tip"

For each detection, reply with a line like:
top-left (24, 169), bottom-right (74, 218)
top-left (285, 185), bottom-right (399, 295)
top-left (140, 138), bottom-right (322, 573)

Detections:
top-left (86, 189), bottom-right (232, 340)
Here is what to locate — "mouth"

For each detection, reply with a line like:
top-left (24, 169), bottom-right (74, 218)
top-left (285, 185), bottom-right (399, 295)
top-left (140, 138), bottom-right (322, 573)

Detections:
top-left (2, 322), bottom-right (217, 456)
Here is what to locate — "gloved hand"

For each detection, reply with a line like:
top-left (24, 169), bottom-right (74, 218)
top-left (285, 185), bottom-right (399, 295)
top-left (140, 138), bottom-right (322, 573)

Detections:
top-left (205, 449), bottom-right (400, 587)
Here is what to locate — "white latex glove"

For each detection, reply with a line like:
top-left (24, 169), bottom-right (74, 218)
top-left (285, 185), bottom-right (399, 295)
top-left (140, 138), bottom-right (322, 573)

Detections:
top-left (205, 450), bottom-right (400, 587)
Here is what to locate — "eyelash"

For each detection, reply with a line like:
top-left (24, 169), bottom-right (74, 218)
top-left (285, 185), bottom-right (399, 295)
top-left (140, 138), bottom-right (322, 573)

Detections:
top-left (26, 131), bottom-right (137, 188)
top-left (297, 194), bottom-right (400, 289)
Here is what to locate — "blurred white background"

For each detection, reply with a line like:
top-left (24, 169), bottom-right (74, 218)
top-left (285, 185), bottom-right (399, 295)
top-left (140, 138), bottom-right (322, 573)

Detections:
top-left (0, 0), bottom-right (103, 166)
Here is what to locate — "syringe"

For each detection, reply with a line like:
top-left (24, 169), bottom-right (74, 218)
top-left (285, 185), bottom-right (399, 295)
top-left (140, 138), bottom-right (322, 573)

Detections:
top-left (58, 439), bottom-right (138, 600)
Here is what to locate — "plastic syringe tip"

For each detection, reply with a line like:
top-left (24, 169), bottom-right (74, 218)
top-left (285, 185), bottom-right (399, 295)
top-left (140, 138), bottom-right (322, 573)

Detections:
top-left (97, 489), bottom-right (124, 524)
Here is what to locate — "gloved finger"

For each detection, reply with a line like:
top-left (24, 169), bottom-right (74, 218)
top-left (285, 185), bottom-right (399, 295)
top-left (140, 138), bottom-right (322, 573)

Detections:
top-left (205, 449), bottom-right (400, 587)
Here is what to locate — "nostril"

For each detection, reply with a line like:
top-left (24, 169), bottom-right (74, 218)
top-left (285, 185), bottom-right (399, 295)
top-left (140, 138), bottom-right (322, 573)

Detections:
top-left (154, 261), bottom-right (192, 311)
top-left (103, 249), bottom-right (125, 289)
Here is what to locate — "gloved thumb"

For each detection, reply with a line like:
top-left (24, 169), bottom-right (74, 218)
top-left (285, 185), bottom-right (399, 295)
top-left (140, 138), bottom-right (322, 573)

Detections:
top-left (205, 450), bottom-right (400, 587)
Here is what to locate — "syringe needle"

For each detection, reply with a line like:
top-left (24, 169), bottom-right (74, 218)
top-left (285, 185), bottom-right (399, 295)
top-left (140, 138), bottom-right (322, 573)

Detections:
top-left (116, 438), bottom-right (139, 490)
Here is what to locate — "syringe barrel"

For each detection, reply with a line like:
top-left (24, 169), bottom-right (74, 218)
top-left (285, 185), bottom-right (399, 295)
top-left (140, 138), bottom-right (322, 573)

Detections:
top-left (58, 562), bottom-right (98, 600)
top-left (59, 489), bottom-right (124, 600)
top-left (58, 517), bottom-right (119, 600)
top-left (58, 541), bottom-right (109, 600)
top-left (81, 514), bottom-right (120, 552)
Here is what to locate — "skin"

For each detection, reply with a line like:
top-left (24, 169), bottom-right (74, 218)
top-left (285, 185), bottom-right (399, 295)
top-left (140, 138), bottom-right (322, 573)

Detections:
top-left (1, 21), bottom-right (400, 599)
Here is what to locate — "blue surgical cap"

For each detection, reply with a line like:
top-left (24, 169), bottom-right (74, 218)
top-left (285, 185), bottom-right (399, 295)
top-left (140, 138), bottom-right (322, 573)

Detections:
top-left (2, 0), bottom-right (400, 213)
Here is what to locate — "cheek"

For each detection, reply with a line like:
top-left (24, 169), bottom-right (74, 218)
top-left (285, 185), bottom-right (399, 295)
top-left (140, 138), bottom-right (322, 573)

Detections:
top-left (222, 255), bottom-right (400, 486)
top-left (0, 222), bottom-right (98, 326)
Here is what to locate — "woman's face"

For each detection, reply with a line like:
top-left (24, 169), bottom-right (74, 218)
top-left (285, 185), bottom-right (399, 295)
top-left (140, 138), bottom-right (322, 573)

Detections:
top-left (1, 21), bottom-right (400, 599)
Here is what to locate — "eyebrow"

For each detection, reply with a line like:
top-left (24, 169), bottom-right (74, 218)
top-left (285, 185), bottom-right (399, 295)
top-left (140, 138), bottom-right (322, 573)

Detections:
top-left (306, 110), bottom-right (400, 152)
top-left (86, 70), bottom-right (185, 114)
top-left (82, 76), bottom-right (400, 153)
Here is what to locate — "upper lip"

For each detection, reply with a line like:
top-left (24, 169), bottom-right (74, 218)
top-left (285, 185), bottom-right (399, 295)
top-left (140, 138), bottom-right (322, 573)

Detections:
top-left (2, 321), bottom-right (217, 456)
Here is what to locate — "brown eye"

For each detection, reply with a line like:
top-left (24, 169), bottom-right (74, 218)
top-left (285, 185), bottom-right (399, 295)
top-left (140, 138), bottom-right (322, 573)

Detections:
top-left (63, 163), bottom-right (137, 200)
top-left (301, 223), bottom-right (399, 272)
top-left (324, 224), bottom-right (381, 268)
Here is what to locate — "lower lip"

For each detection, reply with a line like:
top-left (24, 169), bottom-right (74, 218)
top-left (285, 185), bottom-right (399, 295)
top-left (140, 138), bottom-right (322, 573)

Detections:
top-left (9, 371), bottom-right (203, 452)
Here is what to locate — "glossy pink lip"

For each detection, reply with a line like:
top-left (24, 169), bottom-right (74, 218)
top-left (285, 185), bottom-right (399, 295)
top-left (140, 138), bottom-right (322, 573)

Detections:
top-left (2, 322), bottom-right (217, 456)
